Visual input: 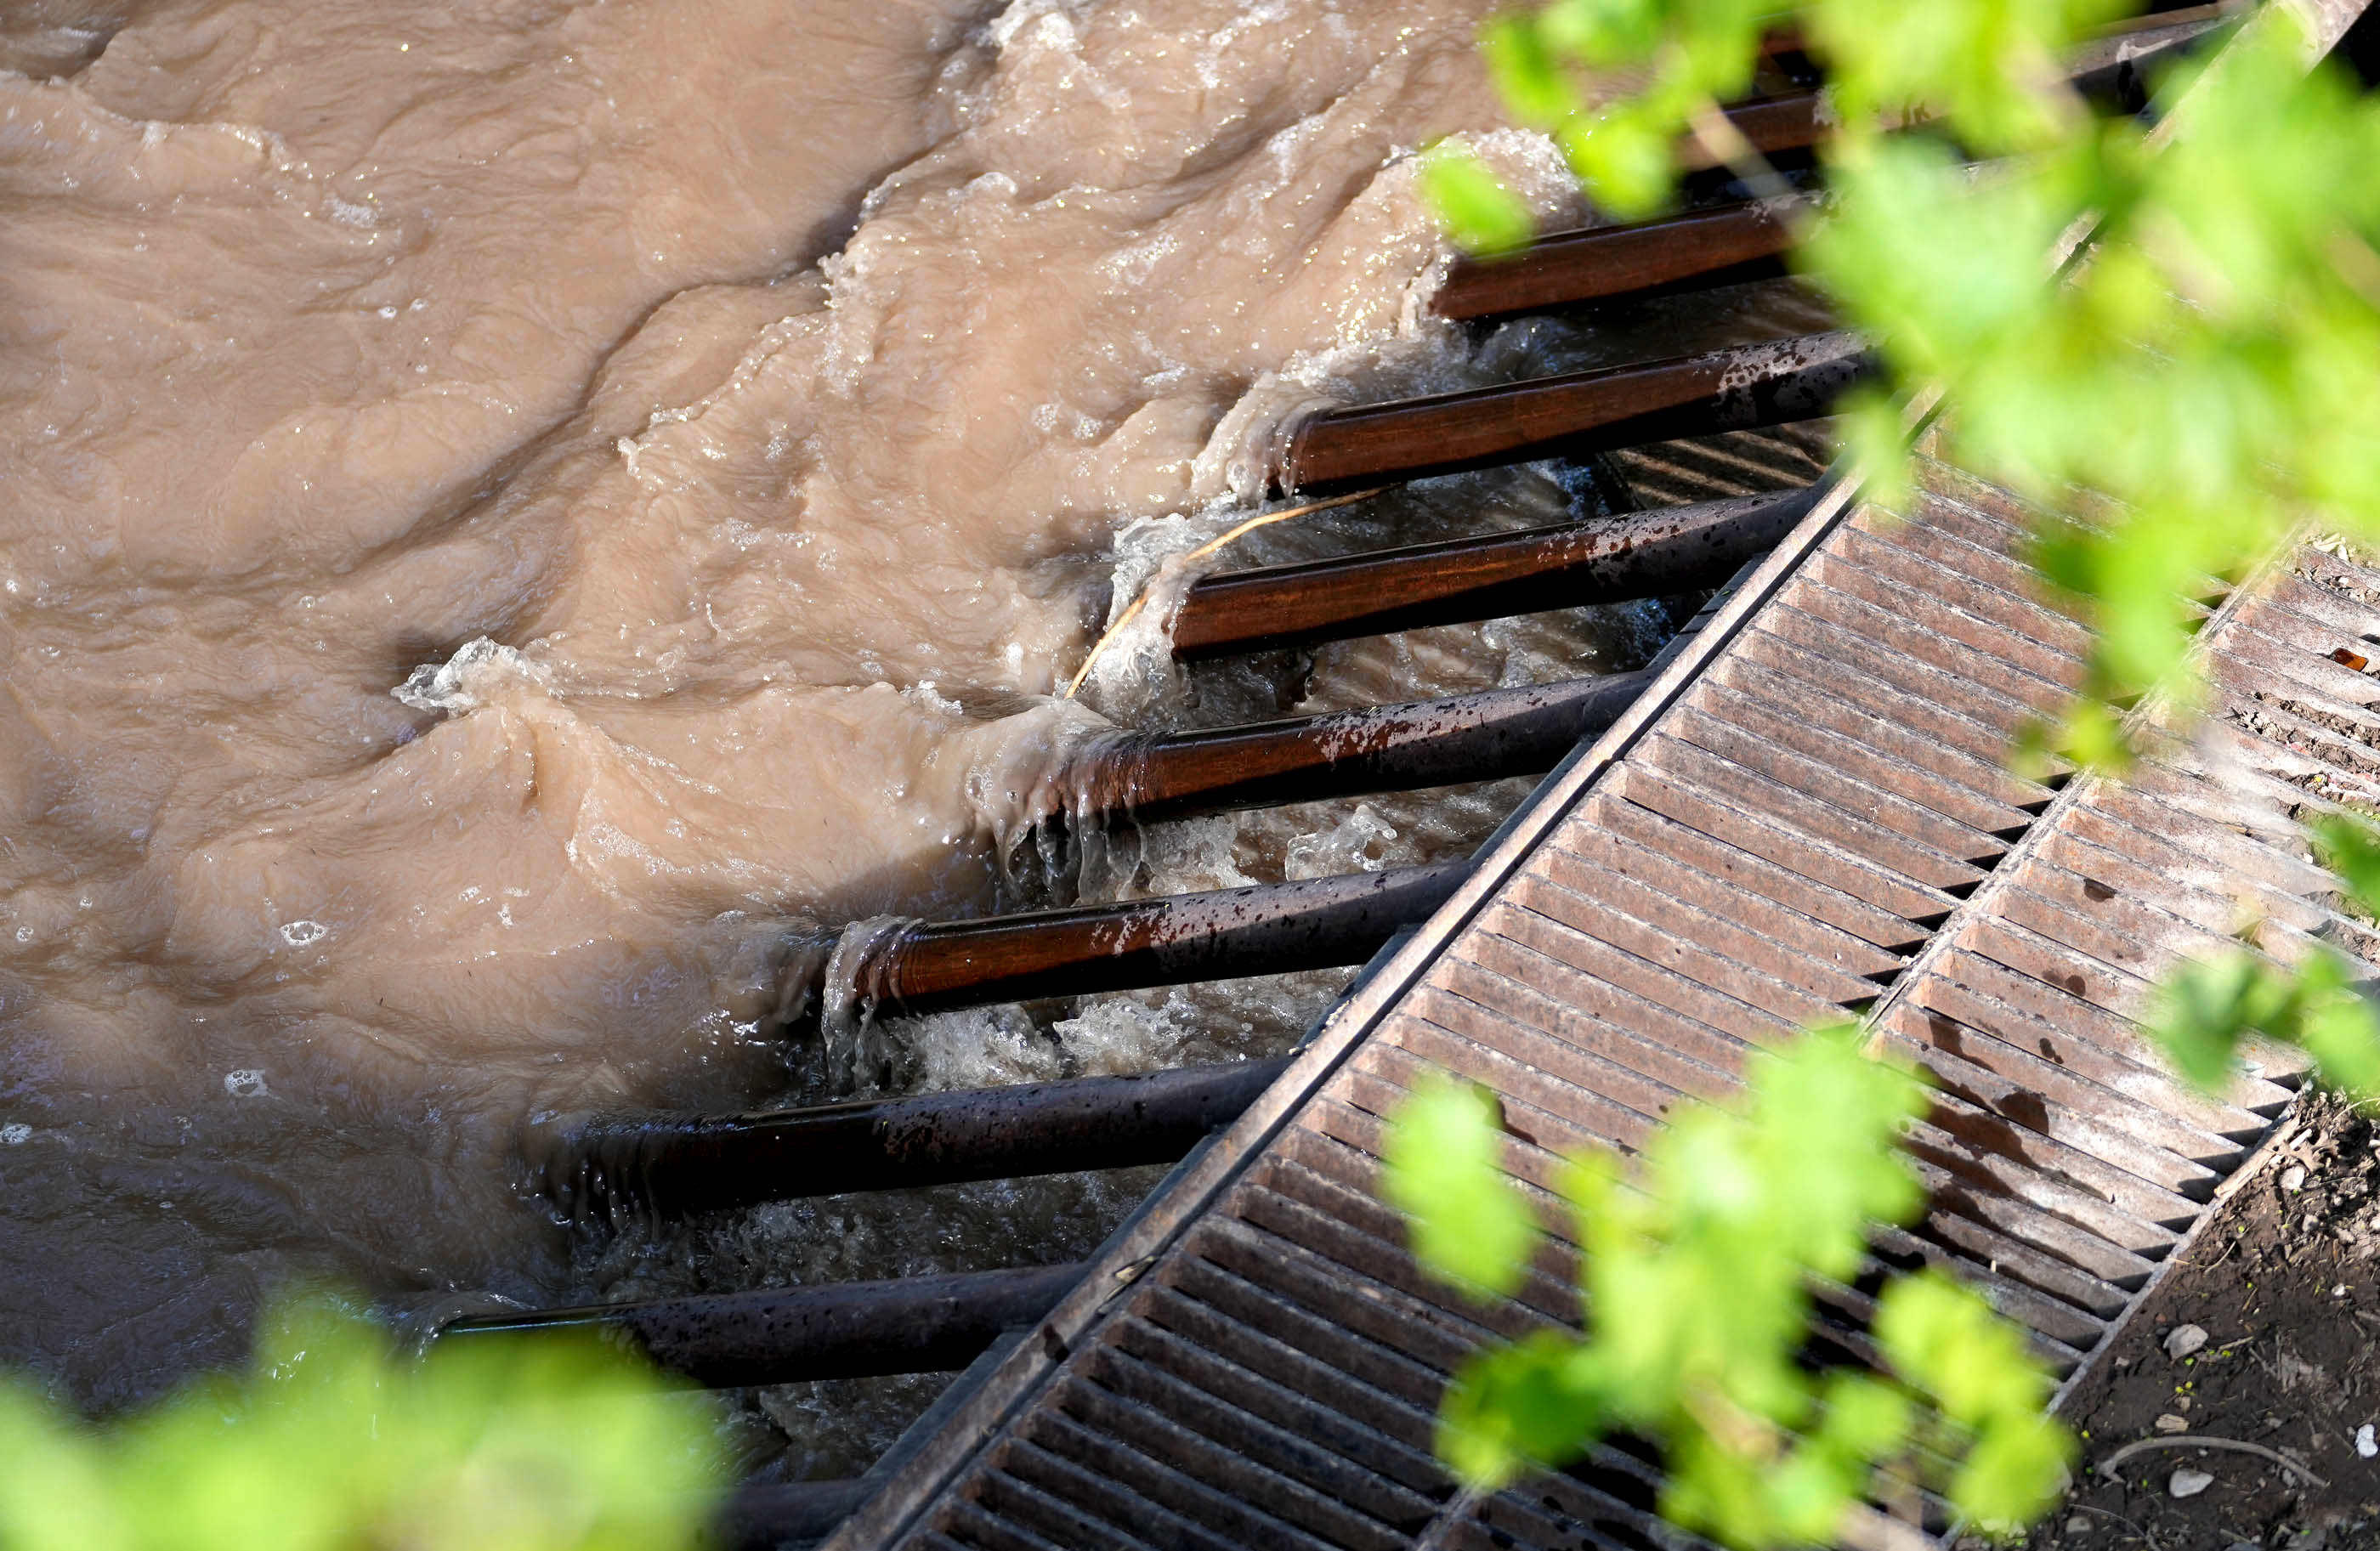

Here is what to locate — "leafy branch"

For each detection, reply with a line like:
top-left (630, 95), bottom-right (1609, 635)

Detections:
top-left (0, 1294), bottom-right (726, 1550)
top-left (1393, 1), bottom-right (2380, 1543)
top-left (1385, 1029), bottom-right (2071, 1547)
top-left (1430, 0), bottom-right (2380, 767)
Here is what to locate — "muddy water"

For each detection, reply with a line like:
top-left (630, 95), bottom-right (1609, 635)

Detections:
top-left (0, 0), bottom-right (1633, 1406)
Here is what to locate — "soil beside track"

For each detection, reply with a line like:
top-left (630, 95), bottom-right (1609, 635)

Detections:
top-left (2015, 1093), bottom-right (2380, 1551)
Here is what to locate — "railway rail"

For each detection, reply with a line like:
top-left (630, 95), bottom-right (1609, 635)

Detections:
top-left (440, 2), bottom-right (2380, 1544)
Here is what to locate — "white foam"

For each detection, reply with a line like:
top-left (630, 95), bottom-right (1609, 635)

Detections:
top-left (390, 637), bottom-right (555, 716)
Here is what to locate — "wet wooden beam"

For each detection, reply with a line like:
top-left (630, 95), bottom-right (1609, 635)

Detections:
top-left (1435, 199), bottom-right (1808, 323)
top-left (1064, 672), bottom-right (1654, 827)
top-left (1431, 8), bottom-right (2230, 325)
top-left (1276, 330), bottom-right (1873, 495)
top-left (717, 1480), bottom-right (872, 1548)
top-left (827, 863), bottom-right (1470, 1022)
top-left (1170, 483), bottom-right (1824, 659)
top-left (544, 1059), bottom-right (1293, 1219)
top-left (438, 1264), bottom-right (1085, 1388)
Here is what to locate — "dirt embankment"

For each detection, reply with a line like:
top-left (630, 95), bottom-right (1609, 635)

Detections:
top-left (2009, 1092), bottom-right (2380, 1551)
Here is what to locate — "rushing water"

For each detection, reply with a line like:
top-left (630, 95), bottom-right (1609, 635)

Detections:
top-left (0, 0), bottom-right (1829, 1458)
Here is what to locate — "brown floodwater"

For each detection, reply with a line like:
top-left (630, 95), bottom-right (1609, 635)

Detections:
top-left (0, 0), bottom-right (1658, 1408)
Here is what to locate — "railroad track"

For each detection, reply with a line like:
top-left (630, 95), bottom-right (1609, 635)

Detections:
top-left (439, 3), bottom-right (2380, 1544)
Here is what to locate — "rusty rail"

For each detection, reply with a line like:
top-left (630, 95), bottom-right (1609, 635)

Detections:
top-left (1170, 484), bottom-right (1824, 659)
top-left (439, 1263), bottom-right (1085, 1387)
top-left (545, 1059), bottom-right (1292, 1220)
top-left (1275, 330), bottom-right (1873, 495)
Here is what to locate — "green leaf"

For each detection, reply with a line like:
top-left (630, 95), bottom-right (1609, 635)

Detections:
top-left (1558, 110), bottom-right (1676, 222)
top-left (1875, 1271), bottom-right (2057, 1428)
top-left (1480, 14), bottom-right (1578, 130)
top-left (1382, 1076), bottom-right (1540, 1298)
top-left (0, 1384), bottom-right (130, 1551)
top-left (1536, 0), bottom-right (1664, 67)
top-left (1437, 1332), bottom-right (1608, 1488)
top-left (1812, 1372), bottom-right (1913, 1463)
top-left (1417, 144), bottom-right (1537, 258)
top-left (88, 1292), bottom-right (728, 1551)
top-left (2148, 949), bottom-right (2283, 1092)
top-left (2298, 981), bottom-right (2380, 1098)
top-left (2312, 812), bottom-right (2380, 920)
top-left (1836, 388), bottom-right (1915, 517)
top-left (1951, 1411), bottom-right (2076, 1531)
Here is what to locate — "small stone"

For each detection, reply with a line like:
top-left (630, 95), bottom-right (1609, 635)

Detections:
top-left (2164, 1323), bottom-right (2209, 1360)
top-left (2337, 1284), bottom-right (2351, 1298)
top-left (2283, 1163), bottom-right (2309, 1192)
top-left (2358, 1423), bottom-right (2377, 1458)
top-left (2169, 1467), bottom-right (2214, 1498)
top-left (2064, 1515), bottom-right (2094, 1535)
top-left (2156, 1412), bottom-right (2191, 1432)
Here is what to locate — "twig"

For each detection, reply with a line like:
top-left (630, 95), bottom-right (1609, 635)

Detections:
top-left (2184, 1230), bottom-right (2243, 1272)
top-left (1062, 485), bottom-right (1392, 697)
top-left (2094, 1433), bottom-right (2330, 1488)
top-left (1413, 1485), bottom-right (1490, 1551)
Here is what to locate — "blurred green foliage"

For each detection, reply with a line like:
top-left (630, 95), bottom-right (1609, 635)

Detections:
top-left (1386, 1029), bottom-right (2071, 1545)
top-left (1406, 3), bottom-right (2380, 1541)
top-left (0, 1294), bottom-right (726, 1551)
top-left (1433, 0), bottom-right (2380, 770)
top-left (2148, 811), bottom-right (2380, 1098)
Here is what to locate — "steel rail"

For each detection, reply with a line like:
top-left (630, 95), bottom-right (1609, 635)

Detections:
top-left (544, 1059), bottom-right (1293, 1220)
top-left (1169, 483), bottom-right (1825, 659)
top-left (437, 1263), bottom-right (1085, 1387)
top-left (1273, 328), bottom-right (1874, 495)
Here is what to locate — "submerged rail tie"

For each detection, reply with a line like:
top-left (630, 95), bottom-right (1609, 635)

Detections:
top-left (439, 1263), bottom-right (1084, 1387)
top-left (1169, 484), bottom-right (1824, 660)
top-left (547, 1058), bottom-right (1292, 1220)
